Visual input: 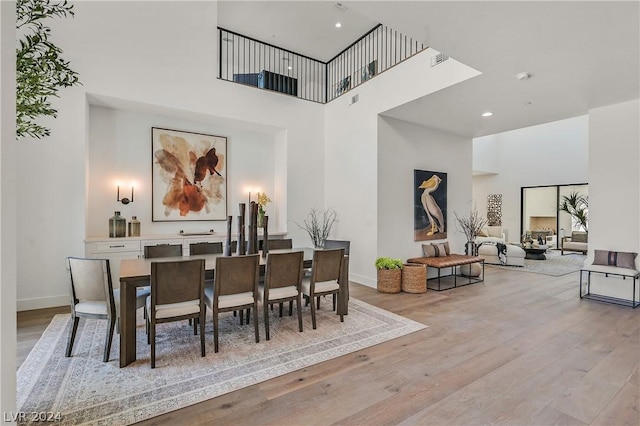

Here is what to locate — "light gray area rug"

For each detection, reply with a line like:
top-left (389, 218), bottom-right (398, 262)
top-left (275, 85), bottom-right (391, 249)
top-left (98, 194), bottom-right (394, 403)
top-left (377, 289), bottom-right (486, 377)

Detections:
top-left (17, 298), bottom-right (425, 425)
top-left (487, 250), bottom-right (587, 276)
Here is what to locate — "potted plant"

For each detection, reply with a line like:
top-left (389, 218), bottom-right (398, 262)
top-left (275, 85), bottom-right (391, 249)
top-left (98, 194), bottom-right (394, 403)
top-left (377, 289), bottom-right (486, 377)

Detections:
top-left (255, 192), bottom-right (271, 228)
top-left (295, 207), bottom-right (337, 248)
top-left (454, 208), bottom-right (487, 255)
top-left (559, 191), bottom-right (588, 232)
top-left (375, 257), bottom-right (403, 293)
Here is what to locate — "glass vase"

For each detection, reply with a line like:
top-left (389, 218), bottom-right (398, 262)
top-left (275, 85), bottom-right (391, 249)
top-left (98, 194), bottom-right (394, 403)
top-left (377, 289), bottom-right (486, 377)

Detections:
top-left (128, 216), bottom-right (140, 237)
top-left (109, 211), bottom-right (126, 238)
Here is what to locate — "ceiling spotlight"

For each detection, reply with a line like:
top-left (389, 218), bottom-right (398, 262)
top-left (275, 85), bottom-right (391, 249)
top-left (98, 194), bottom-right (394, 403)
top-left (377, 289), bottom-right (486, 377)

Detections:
top-left (335, 22), bottom-right (342, 28)
top-left (482, 112), bottom-right (494, 117)
top-left (287, 66), bottom-right (292, 70)
top-left (516, 72), bottom-right (531, 81)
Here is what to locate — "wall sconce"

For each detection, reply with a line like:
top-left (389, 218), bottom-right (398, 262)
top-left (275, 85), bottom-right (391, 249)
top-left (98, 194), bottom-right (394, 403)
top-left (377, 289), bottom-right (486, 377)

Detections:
top-left (117, 185), bottom-right (134, 205)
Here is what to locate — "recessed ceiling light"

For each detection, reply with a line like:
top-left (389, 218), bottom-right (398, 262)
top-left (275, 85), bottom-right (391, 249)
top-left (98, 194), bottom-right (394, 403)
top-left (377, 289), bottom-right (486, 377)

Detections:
top-left (482, 112), bottom-right (493, 117)
top-left (335, 22), bottom-right (342, 28)
top-left (516, 72), bottom-right (531, 81)
top-left (287, 66), bottom-right (292, 70)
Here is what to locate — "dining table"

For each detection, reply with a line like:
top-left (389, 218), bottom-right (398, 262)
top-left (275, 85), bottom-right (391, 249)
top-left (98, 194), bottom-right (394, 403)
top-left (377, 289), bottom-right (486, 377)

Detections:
top-left (118, 248), bottom-right (349, 367)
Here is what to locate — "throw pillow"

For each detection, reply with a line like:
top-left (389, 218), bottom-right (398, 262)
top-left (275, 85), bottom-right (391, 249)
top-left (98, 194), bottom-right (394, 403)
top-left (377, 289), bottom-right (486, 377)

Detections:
top-left (422, 244), bottom-right (437, 257)
top-left (432, 242), bottom-right (449, 256)
top-left (487, 226), bottom-right (503, 238)
top-left (571, 232), bottom-right (588, 243)
top-left (593, 250), bottom-right (638, 270)
top-left (477, 228), bottom-right (489, 237)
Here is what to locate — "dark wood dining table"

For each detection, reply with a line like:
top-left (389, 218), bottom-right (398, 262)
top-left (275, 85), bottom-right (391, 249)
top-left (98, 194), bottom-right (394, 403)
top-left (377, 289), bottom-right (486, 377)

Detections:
top-left (118, 248), bottom-right (348, 367)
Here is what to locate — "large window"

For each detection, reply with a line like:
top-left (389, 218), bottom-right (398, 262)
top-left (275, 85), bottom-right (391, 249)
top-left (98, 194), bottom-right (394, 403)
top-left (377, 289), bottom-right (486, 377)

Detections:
top-left (521, 183), bottom-right (588, 248)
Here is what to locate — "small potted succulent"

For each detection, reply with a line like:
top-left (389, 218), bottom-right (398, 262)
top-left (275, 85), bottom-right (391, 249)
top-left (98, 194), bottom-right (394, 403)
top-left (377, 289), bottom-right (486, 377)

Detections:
top-left (375, 257), bottom-right (403, 293)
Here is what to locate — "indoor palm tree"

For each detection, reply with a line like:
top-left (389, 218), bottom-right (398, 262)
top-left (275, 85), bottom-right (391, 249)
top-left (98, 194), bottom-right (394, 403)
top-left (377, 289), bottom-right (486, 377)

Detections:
top-left (559, 191), bottom-right (588, 232)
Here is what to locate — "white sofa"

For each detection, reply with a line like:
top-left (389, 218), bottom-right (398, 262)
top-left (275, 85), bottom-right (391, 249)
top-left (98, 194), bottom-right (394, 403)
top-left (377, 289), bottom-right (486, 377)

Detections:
top-left (475, 226), bottom-right (506, 245)
top-left (562, 231), bottom-right (588, 255)
top-left (478, 243), bottom-right (526, 266)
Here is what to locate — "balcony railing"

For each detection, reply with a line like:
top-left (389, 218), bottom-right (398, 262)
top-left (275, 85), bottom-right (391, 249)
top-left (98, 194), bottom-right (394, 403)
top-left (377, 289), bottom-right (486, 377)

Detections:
top-left (218, 25), bottom-right (428, 104)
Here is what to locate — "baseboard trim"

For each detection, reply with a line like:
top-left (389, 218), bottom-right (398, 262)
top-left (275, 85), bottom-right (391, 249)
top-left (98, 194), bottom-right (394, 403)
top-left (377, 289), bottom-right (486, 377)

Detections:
top-left (351, 274), bottom-right (375, 288)
top-left (18, 295), bottom-right (68, 312)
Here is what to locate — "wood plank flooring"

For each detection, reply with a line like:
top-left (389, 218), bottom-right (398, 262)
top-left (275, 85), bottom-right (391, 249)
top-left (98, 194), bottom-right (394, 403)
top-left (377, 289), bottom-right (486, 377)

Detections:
top-left (17, 266), bottom-right (639, 425)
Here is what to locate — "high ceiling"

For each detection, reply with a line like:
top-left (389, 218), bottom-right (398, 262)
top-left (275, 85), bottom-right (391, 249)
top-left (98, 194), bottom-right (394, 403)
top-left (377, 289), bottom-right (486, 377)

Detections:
top-left (218, 1), bottom-right (640, 138)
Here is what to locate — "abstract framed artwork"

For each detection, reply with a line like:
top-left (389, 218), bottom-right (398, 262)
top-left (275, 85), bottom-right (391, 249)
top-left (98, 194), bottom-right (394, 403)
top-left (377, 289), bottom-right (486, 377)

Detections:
top-left (414, 169), bottom-right (447, 241)
top-left (152, 127), bottom-right (227, 221)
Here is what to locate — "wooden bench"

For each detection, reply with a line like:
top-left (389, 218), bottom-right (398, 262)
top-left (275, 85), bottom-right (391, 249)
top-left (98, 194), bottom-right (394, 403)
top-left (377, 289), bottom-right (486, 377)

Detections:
top-left (580, 265), bottom-right (639, 308)
top-left (407, 254), bottom-right (484, 291)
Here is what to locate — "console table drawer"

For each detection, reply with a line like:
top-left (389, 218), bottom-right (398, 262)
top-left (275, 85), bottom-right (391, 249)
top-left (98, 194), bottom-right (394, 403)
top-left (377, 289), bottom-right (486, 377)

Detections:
top-left (91, 240), bottom-right (141, 253)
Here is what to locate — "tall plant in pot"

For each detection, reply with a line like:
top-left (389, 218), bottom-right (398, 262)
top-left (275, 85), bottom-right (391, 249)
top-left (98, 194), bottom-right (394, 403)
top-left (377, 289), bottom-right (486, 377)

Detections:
top-left (559, 191), bottom-right (588, 232)
top-left (454, 208), bottom-right (487, 256)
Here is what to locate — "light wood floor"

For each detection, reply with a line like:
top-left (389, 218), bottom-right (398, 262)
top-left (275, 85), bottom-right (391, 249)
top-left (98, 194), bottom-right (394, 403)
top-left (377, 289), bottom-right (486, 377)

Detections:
top-left (18, 266), bottom-right (639, 425)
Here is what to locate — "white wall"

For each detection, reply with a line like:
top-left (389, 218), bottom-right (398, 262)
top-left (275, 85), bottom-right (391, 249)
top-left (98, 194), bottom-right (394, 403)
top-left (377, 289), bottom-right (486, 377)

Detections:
top-left (586, 99), bottom-right (640, 300)
top-left (378, 117), bottom-right (471, 264)
top-left (1, 0), bottom-right (17, 416)
top-left (87, 105), bottom-right (281, 237)
top-left (472, 115), bottom-right (589, 241)
top-left (324, 48), bottom-right (480, 286)
top-left (16, 1), bottom-right (325, 310)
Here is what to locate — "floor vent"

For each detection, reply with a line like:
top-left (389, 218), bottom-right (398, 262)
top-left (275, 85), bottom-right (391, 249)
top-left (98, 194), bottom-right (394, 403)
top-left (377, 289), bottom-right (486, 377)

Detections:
top-left (431, 53), bottom-right (449, 67)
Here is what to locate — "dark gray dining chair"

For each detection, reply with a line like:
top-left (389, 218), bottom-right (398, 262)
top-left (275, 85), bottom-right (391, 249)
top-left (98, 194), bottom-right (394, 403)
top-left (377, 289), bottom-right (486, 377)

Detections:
top-left (301, 248), bottom-right (345, 329)
top-left (146, 259), bottom-right (206, 368)
top-left (144, 244), bottom-right (182, 258)
top-left (205, 254), bottom-right (260, 352)
top-left (259, 251), bottom-right (304, 340)
top-left (323, 240), bottom-right (350, 314)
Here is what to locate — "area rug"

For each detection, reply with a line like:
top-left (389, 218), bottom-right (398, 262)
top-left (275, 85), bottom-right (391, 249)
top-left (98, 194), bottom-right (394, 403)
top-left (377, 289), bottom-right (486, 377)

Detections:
top-left (487, 250), bottom-right (587, 276)
top-left (17, 298), bottom-right (425, 425)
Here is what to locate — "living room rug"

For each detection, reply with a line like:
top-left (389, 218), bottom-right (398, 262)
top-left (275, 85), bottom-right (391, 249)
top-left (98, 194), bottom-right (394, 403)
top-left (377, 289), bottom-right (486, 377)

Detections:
top-left (487, 250), bottom-right (587, 276)
top-left (17, 298), bottom-right (425, 425)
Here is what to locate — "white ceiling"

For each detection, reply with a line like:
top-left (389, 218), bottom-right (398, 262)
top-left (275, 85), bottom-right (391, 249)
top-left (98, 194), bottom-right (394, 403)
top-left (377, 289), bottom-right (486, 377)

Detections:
top-left (218, 1), bottom-right (640, 138)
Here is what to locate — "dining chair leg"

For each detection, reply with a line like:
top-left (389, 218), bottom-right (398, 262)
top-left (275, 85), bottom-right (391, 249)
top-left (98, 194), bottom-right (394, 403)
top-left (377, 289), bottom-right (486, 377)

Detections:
top-left (150, 322), bottom-right (156, 369)
top-left (310, 295), bottom-right (317, 330)
top-left (65, 316), bottom-right (80, 357)
top-left (240, 310), bottom-right (244, 325)
top-left (263, 300), bottom-right (271, 341)
top-left (246, 308), bottom-right (251, 324)
top-left (103, 317), bottom-right (116, 362)
top-left (338, 291), bottom-right (344, 323)
top-left (252, 302), bottom-right (260, 343)
top-left (278, 302), bottom-right (283, 317)
top-left (332, 294), bottom-right (336, 311)
top-left (193, 318), bottom-right (198, 335)
top-left (296, 294), bottom-right (303, 332)
top-left (316, 296), bottom-right (321, 310)
top-left (213, 309), bottom-right (220, 353)
top-left (289, 301), bottom-right (293, 316)
top-left (199, 313), bottom-right (206, 357)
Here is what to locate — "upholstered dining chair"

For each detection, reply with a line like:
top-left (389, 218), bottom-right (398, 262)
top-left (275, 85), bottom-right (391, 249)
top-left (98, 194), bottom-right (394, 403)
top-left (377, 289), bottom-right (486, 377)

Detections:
top-left (259, 251), bottom-right (304, 340)
top-left (189, 242), bottom-right (223, 255)
top-left (66, 257), bottom-right (148, 362)
top-left (205, 254), bottom-right (260, 352)
top-left (146, 259), bottom-right (206, 368)
top-left (260, 238), bottom-right (293, 250)
top-left (189, 241), bottom-right (223, 287)
top-left (302, 248), bottom-right (345, 329)
top-left (322, 240), bottom-right (351, 314)
top-left (144, 244), bottom-right (182, 258)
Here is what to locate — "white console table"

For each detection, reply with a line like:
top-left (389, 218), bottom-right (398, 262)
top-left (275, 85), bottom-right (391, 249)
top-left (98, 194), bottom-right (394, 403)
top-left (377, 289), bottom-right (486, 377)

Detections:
top-left (85, 232), bottom-right (286, 286)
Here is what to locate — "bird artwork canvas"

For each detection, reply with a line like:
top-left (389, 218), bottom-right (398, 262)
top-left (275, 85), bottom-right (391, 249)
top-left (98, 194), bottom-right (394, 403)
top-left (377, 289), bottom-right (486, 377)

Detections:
top-left (414, 169), bottom-right (447, 241)
top-left (152, 127), bottom-right (227, 221)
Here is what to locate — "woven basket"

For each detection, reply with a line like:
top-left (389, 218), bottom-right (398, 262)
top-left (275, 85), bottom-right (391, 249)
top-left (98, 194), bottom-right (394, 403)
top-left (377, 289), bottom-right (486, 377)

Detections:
top-left (377, 268), bottom-right (402, 293)
top-left (401, 263), bottom-right (427, 293)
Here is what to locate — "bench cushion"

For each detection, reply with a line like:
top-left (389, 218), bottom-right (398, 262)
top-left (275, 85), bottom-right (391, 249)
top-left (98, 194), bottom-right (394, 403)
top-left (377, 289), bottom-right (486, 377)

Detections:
top-left (582, 264), bottom-right (640, 277)
top-left (407, 254), bottom-right (483, 269)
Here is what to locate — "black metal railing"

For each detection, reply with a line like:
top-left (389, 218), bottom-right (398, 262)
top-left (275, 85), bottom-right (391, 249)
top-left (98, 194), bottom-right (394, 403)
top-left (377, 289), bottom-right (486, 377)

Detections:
top-left (218, 25), bottom-right (428, 104)
top-left (219, 28), bottom-right (326, 103)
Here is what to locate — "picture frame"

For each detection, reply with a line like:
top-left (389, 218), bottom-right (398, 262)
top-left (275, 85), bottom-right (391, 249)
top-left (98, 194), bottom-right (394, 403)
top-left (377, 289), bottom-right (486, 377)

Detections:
top-left (414, 169), bottom-right (447, 241)
top-left (152, 127), bottom-right (227, 221)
